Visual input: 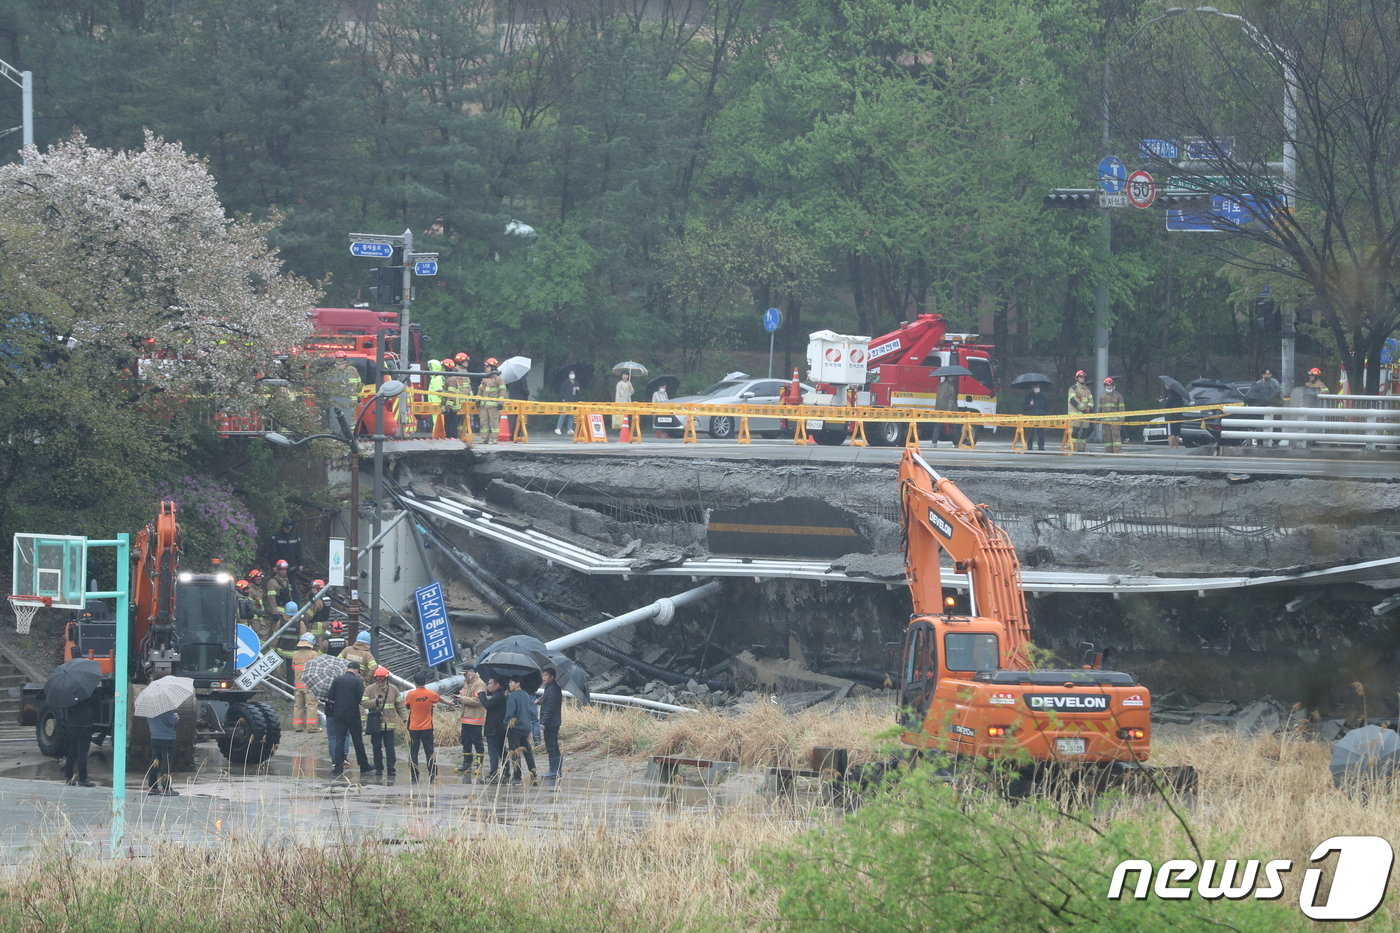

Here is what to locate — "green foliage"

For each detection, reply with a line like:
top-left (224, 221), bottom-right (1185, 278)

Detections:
top-left (758, 759), bottom-right (1301, 931)
top-left (154, 476), bottom-right (260, 571)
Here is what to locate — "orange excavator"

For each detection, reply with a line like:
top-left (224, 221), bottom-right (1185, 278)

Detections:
top-left (896, 449), bottom-right (1193, 791)
top-left (22, 500), bottom-right (281, 765)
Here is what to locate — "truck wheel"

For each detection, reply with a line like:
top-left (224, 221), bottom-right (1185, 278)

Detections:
top-left (217, 701), bottom-right (282, 766)
top-left (869, 422), bottom-right (904, 447)
top-left (812, 429), bottom-right (847, 446)
top-left (708, 416), bottom-right (735, 440)
top-left (36, 705), bottom-right (68, 758)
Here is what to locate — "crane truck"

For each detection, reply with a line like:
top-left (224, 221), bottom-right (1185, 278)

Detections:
top-left (895, 449), bottom-right (1194, 793)
top-left (20, 501), bottom-right (282, 767)
top-left (805, 314), bottom-right (999, 446)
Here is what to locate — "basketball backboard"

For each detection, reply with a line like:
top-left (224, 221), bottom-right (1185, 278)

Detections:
top-left (11, 534), bottom-right (87, 609)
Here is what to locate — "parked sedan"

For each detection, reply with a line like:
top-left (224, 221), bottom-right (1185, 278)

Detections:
top-left (1142, 380), bottom-right (1251, 447)
top-left (652, 374), bottom-right (815, 439)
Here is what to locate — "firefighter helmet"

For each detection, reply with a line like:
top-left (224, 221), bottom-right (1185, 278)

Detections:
top-left (274, 559), bottom-right (289, 570)
top-left (284, 601), bottom-right (299, 615)
top-left (299, 632), bottom-right (316, 645)
top-left (454, 352), bottom-right (468, 363)
top-left (334, 350), bottom-right (348, 359)
top-left (441, 358), bottom-right (455, 369)
top-left (374, 666), bottom-right (389, 678)
top-left (1074, 370), bottom-right (1087, 380)
top-left (1308, 367), bottom-right (1322, 376)
top-left (329, 619), bottom-right (347, 634)
top-left (235, 579), bottom-right (250, 591)
top-left (485, 357), bottom-right (499, 367)
top-left (312, 579), bottom-right (326, 589)
top-left (1103, 377), bottom-right (1115, 388)
top-left (247, 569), bottom-right (264, 581)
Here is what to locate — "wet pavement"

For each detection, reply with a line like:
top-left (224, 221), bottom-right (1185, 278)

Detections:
top-left (0, 734), bottom-right (790, 860)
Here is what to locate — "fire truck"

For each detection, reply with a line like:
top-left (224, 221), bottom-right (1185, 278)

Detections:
top-left (804, 314), bottom-right (999, 446)
top-left (298, 307), bottom-right (427, 387)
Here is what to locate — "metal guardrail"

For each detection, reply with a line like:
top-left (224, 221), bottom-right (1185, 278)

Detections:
top-left (1219, 399), bottom-right (1400, 448)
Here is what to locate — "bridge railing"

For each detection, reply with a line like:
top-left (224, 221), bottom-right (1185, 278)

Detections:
top-left (1218, 396), bottom-right (1400, 448)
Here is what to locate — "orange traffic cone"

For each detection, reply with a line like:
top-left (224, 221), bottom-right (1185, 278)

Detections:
top-left (497, 414), bottom-right (511, 442)
top-left (619, 417), bottom-right (632, 443)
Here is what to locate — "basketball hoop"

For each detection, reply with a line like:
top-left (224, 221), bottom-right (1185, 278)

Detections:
top-left (8, 595), bottom-right (51, 634)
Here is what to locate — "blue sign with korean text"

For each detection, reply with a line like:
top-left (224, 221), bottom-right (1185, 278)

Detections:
top-left (1138, 139), bottom-right (1180, 161)
top-left (414, 581), bottom-right (455, 667)
top-left (350, 241), bottom-right (395, 259)
top-left (1165, 192), bottom-right (1281, 233)
top-left (413, 260), bottom-right (438, 276)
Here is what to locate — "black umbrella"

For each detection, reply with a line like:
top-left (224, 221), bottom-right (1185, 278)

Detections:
top-left (539, 650), bottom-right (591, 704)
top-left (1330, 725), bottom-right (1400, 787)
top-left (645, 375), bottom-right (680, 399)
top-left (1158, 375), bottom-right (1190, 401)
top-left (1010, 372), bottom-right (1053, 387)
top-left (929, 364), bottom-right (974, 379)
top-left (476, 635), bottom-right (551, 694)
top-left (44, 658), bottom-right (103, 710)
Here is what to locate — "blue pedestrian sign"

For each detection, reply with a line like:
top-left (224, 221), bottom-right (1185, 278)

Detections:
top-left (350, 241), bottom-right (394, 259)
top-left (413, 260), bottom-right (438, 276)
top-left (414, 581), bottom-right (455, 668)
top-left (235, 623), bottom-right (260, 669)
top-left (1097, 156), bottom-right (1127, 195)
top-left (763, 307), bottom-right (782, 333)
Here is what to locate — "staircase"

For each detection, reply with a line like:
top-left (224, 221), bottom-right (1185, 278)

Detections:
top-left (0, 655), bottom-right (38, 741)
top-left (376, 629), bottom-right (426, 682)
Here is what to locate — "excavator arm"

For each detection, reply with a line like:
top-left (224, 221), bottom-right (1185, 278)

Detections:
top-left (130, 499), bottom-right (180, 675)
top-left (899, 450), bottom-right (1032, 668)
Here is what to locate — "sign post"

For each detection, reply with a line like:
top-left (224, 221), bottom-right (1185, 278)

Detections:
top-left (763, 307), bottom-right (782, 378)
top-left (414, 581), bottom-right (455, 671)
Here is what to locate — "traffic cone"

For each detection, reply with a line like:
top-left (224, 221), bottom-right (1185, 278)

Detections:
top-left (497, 414), bottom-right (511, 442)
top-left (619, 416), bottom-right (632, 443)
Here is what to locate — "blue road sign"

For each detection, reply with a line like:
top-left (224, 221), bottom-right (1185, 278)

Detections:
top-left (1097, 156), bottom-right (1127, 195)
top-left (350, 241), bottom-right (394, 259)
top-left (414, 581), bottom-right (455, 668)
top-left (414, 260), bottom-right (438, 276)
top-left (1382, 338), bottom-right (1398, 366)
top-left (1139, 139), bottom-right (1180, 161)
top-left (235, 623), bottom-right (259, 669)
top-left (763, 307), bottom-right (782, 333)
top-left (1166, 192), bottom-right (1280, 233)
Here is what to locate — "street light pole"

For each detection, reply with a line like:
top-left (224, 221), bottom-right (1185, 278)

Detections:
top-left (368, 379), bottom-right (405, 661)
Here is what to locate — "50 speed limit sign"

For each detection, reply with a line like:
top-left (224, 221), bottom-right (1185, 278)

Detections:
top-left (1127, 170), bottom-right (1156, 209)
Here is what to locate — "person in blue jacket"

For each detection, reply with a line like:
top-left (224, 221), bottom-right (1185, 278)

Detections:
top-left (504, 675), bottom-right (538, 785)
top-left (144, 704), bottom-right (180, 796)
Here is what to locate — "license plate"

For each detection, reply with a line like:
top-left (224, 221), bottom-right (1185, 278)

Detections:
top-left (1055, 737), bottom-right (1086, 755)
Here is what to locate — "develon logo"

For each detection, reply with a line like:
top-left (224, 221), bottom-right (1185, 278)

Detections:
top-left (927, 508), bottom-right (953, 539)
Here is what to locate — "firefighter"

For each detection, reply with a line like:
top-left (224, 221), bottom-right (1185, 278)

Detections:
top-left (234, 579), bottom-right (257, 622)
top-left (422, 358), bottom-right (445, 434)
top-left (341, 631), bottom-right (377, 684)
top-left (478, 359), bottom-right (504, 444)
top-left (1098, 377), bottom-right (1126, 453)
top-left (264, 559), bottom-right (294, 633)
top-left (244, 569), bottom-right (271, 639)
top-left (325, 618), bottom-right (349, 657)
top-left (300, 579), bottom-right (331, 646)
top-left (440, 358), bottom-right (464, 439)
top-left (277, 632), bottom-right (323, 732)
top-left (1303, 367), bottom-right (1330, 393)
top-left (1067, 370), bottom-right (1095, 452)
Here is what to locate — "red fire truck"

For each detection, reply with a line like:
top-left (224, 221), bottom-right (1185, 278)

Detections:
top-left (805, 314), bottom-right (998, 446)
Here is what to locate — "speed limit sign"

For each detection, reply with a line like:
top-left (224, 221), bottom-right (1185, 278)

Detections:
top-left (1126, 170), bottom-right (1156, 209)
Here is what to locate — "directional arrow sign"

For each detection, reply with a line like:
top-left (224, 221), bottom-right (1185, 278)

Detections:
top-left (350, 241), bottom-right (395, 259)
top-left (234, 623), bottom-right (260, 669)
top-left (414, 260), bottom-right (438, 276)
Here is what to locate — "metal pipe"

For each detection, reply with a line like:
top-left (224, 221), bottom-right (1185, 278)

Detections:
top-left (544, 582), bottom-right (723, 651)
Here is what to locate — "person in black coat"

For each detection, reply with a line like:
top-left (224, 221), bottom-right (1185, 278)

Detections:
top-left (539, 667), bottom-right (564, 779)
top-left (60, 693), bottom-right (101, 787)
top-left (326, 662), bottom-right (366, 777)
top-left (479, 677), bottom-right (508, 781)
top-left (1021, 384), bottom-right (1051, 451)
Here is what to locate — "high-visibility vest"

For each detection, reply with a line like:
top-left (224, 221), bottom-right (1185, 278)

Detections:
top-left (290, 648), bottom-right (320, 690)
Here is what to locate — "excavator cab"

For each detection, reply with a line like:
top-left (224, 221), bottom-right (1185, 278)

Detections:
top-left (172, 575), bottom-right (239, 684)
top-left (898, 621), bottom-right (938, 731)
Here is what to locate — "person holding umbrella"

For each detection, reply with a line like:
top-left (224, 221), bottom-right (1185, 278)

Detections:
top-left (135, 674), bottom-right (195, 795)
top-left (326, 660), bottom-right (366, 779)
top-left (60, 691), bottom-right (101, 787)
top-left (613, 371), bottom-right (635, 431)
top-left (1157, 376), bottom-right (1189, 451)
top-left (480, 676), bottom-right (508, 782)
top-left (539, 667), bottom-right (564, 779)
top-left (934, 374), bottom-right (959, 446)
top-left (556, 369), bottom-right (582, 436)
top-left (1021, 380), bottom-right (1051, 451)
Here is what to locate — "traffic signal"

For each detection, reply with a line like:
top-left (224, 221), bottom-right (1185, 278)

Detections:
top-left (1043, 189), bottom-right (1097, 208)
top-left (367, 247), bottom-right (404, 305)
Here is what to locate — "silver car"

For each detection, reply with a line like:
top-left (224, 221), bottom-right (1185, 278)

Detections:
top-left (652, 374), bottom-right (814, 439)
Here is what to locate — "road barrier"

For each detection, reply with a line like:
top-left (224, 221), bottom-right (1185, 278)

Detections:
top-left (400, 389), bottom-right (1219, 453)
top-left (1218, 396), bottom-right (1400, 449)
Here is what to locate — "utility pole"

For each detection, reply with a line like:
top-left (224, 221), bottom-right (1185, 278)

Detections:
top-left (0, 57), bottom-right (32, 151)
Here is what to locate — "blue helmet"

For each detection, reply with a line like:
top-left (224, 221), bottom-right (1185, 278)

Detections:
top-left (356, 631), bottom-right (371, 644)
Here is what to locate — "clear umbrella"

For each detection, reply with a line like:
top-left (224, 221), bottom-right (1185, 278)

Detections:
top-left (611, 361), bottom-right (649, 376)
top-left (1331, 725), bottom-right (1400, 787)
top-left (134, 676), bottom-right (195, 718)
top-left (498, 356), bottom-right (532, 384)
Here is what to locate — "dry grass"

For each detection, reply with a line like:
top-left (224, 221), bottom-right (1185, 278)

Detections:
top-left (3, 707), bottom-right (1400, 930)
top-left (563, 698), bottom-right (897, 768)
